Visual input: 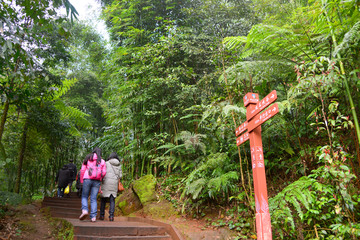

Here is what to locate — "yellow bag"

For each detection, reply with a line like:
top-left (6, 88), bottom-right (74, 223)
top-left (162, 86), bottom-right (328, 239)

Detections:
top-left (64, 185), bottom-right (70, 194)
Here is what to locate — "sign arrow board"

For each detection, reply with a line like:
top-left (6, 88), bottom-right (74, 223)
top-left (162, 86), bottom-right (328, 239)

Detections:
top-left (247, 90), bottom-right (277, 121)
top-left (243, 93), bottom-right (259, 107)
top-left (236, 132), bottom-right (249, 146)
top-left (247, 103), bottom-right (279, 132)
top-left (235, 121), bottom-right (248, 137)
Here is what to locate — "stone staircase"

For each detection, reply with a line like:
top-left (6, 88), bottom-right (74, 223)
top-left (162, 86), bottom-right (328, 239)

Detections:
top-left (41, 192), bottom-right (183, 240)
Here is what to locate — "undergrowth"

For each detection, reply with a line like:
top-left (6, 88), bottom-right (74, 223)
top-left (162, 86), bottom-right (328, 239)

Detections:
top-left (158, 174), bottom-right (255, 239)
top-left (270, 145), bottom-right (360, 239)
top-left (41, 207), bottom-right (74, 239)
top-left (0, 191), bottom-right (23, 207)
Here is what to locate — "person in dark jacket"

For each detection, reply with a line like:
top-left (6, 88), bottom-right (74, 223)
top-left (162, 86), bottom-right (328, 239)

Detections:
top-left (55, 165), bottom-right (71, 197)
top-left (66, 159), bottom-right (77, 193)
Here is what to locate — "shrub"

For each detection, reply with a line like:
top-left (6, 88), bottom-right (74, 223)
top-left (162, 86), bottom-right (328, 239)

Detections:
top-left (270, 145), bottom-right (360, 239)
top-left (0, 191), bottom-right (23, 206)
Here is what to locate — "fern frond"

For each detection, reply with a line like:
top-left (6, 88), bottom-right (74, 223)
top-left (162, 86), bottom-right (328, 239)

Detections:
top-left (157, 143), bottom-right (176, 150)
top-left (245, 24), bottom-right (315, 62)
top-left (221, 171), bottom-right (239, 191)
top-left (208, 177), bottom-right (222, 193)
top-left (286, 192), bottom-right (304, 220)
top-left (223, 36), bottom-right (247, 50)
top-left (334, 20), bottom-right (360, 57)
top-left (67, 125), bottom-right (81, 136)
top-left (270, 176), bottom-right (316, 230)
top-left (205, 153), bottom-right (228, 169)
top-left (52, 78), bottom-right (78, 100)
top-left (272, 205), bottom-right (295, 229)
top-left (53, 100), bottom-right (91, 135)
top-left (175, 131), bottom-right (207, 154)
top-left (187, 178), bottom-right (206, 200)
top-left (222, 104), bottom-right (244, 117)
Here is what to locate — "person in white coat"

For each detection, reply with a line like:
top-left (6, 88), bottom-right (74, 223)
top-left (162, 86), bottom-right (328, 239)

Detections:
top-left (99, 152), bottom-right (123, 221)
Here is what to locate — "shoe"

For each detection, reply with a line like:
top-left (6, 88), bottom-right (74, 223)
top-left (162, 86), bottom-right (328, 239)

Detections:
top-left (79, 210), bottom-right (88, 220)
top-left (109, 217), bottom-right (114, 221)
top-left (99, 216), bottom-right (104, 220)
top-left (91, 217), bottom-right (96, 222)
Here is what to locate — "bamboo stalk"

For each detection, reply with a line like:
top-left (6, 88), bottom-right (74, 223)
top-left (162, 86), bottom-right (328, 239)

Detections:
top-left (314, 225), bottom-right (319, 239)
top-left (321, 0), bottom-right (360, 149)
top-left (220, 43), bottom-right (251, 205)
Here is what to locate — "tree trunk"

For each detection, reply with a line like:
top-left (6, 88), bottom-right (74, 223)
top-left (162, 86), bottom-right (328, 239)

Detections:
top-left (44, 162), bottom-right (49, 195)
top-left (14, 119), bottom-right (29, 193)
top-left (0, 99), bottom-right (10, 161)
top-left (0, 94), bottom-right (10, 142)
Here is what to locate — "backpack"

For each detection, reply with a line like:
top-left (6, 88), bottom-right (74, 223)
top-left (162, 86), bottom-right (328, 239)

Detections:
top-left (87, 161), bottom-right (105, 180)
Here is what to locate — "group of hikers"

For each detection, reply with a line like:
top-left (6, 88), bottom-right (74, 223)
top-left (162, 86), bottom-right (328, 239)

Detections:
top-left (55, 147), bottom-right (122, 222)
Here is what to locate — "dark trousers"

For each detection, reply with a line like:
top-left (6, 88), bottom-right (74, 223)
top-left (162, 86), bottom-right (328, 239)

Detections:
top-left (57, 187), bottom-right (65, 197)
top-left (100, 195), bottom-right (115, 218)
top-left (77, 187), bottom-right (82, 197)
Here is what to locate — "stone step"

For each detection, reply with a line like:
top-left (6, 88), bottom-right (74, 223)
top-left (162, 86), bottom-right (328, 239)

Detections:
top-left (74, 235), bottom-right (172, 240)
top-left (42, 199), bottom-right (96, 219)
top-left (43, 196), bottom-right (81, 203)
top-left (42, 196), bottom-right (82, 209)
top-left (55, 191), bottom-right (79, 197)
top-left (46, 205), bottom-right (80, 212)
top-left (41, 203), bottom-right (81, 209)
top-left (51, 211), bottom-right (80, 219)
top-left (42, 201), bottom-right (82, 208)
top-left (70, 221), bottom-right (167, 237)
top-left (41, 197), bottom-right (183, 240)
top-left (69, 191), bottom-right (80, 197)
top-left (47, 207), bottom-right (104, 219)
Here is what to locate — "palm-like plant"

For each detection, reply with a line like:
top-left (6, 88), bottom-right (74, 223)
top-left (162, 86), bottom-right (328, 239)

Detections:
top-left (223, 0), bottom-right (360, 146)
top-left (181, 152), bottom-right (239, 213)
top-left (177, 131), bottom-right (207, 155)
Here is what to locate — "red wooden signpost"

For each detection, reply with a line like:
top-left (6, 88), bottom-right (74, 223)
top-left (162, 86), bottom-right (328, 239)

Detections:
top-left (235, 90), bottom-right (279, 240)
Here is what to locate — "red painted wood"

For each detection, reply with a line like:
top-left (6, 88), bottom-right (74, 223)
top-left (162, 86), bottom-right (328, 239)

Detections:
top-left (235, 91), bottom-right (275, 239)
top-left (247, 103), bottom-right (279, 133)
top-left (236, 132), bottom-right (249, 146)
top-left (243, 92), bottom-right (259, 107)
top-left (235, 121), bottom-right (248, 136)
top-left (249, 126), bottom-right (272, 240)
top-left (247, 90), bottom-right (277, 121)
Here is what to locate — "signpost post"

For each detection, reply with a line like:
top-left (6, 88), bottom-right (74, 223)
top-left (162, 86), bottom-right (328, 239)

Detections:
top-left (235, 90), bottom-right (279, 240)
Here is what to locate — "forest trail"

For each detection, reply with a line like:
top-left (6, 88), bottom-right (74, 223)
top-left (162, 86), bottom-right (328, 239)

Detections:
top-left (41, 192), bottom-right (182, 239)
top-left (40, 191), bottom-right (235, 239)
top-left (1, 192), bottom-right (235, 239)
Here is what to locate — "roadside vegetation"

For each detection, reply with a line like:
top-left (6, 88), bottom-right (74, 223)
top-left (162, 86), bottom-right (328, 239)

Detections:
top-left (1, 0), bottom-right (360, 239)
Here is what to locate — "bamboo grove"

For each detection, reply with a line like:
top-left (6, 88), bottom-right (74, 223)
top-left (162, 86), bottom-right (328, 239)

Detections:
top-left (1, 0), bottom-right (360, 238)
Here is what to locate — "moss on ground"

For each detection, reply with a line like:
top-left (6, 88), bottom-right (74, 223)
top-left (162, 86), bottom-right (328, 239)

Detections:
top-left (116, 188), bottom-right (143, 215)
top-left (142, 200), bottom-right (178, 219)
top-left (132, 175), bottom-right (157, 205)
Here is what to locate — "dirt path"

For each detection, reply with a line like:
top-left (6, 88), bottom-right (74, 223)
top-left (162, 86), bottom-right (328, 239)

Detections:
top-left (167, 217), bottom-right (234, 240)
top-left (129, 210), bottom-right (235, 240)
top-left (0, 201), bottom-right (56, 240)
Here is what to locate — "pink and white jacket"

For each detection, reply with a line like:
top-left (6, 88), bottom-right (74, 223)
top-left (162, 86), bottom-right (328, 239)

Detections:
top-left (80, 153), bottom-right (106, 183)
